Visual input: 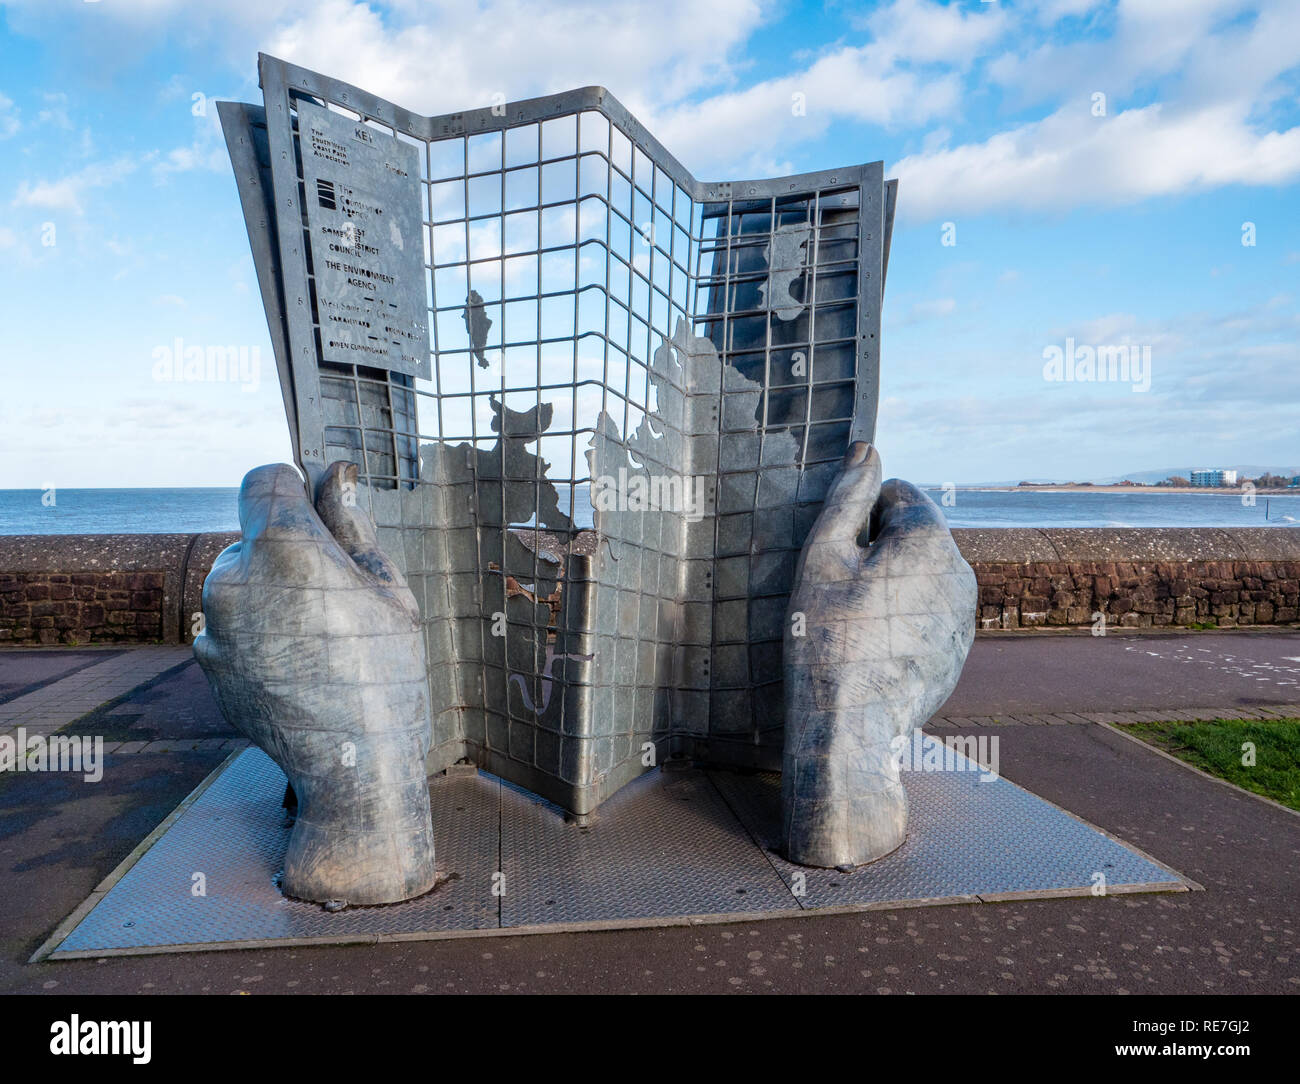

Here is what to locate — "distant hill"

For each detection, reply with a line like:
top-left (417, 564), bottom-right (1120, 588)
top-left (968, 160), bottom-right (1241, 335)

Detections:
top-left (931, 465), bottom-right (1300, 487)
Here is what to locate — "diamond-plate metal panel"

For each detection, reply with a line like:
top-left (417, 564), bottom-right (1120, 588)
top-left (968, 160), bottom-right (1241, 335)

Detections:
top-left (47, 738), bottom-right (1185, 957)
top-left (709, 735), bottom-right (1180, 909)
top-left (56, 750), bottom-right (499, 954)
top-left (499, 768), bottom-right (794, 927)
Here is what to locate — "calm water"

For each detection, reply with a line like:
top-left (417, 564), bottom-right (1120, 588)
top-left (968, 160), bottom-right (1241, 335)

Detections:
top-left (0, 489), bottom-right (240, 535)
top-left (925, 488), bottom-right (1300, 529)
top-left (1, 486), bottom-right (1297, 535)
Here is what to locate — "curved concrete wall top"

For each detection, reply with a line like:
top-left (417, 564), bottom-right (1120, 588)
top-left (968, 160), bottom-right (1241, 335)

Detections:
top-left (950, 527), bottom-right (1300, 564)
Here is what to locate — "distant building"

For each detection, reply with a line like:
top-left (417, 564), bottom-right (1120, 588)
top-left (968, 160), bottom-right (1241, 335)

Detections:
top-left (1190, 469), bottom-right (1238, 487)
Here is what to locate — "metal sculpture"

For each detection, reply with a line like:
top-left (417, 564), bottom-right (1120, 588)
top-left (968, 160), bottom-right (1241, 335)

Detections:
top-left (206, 55), bottom-right (976, 893)
top-left (194, 461), bottom-right (437, 905)
top-left (782, 443), bottom-right (977, 868)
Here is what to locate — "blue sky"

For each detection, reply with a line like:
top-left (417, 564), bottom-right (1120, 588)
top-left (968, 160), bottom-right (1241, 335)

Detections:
top-left (1, 0), bottom-right (1297, 488)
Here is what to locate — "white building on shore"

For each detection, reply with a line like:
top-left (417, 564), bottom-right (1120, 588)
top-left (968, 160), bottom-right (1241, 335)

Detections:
top-left (1190, 469), bottom-right (1238, 487)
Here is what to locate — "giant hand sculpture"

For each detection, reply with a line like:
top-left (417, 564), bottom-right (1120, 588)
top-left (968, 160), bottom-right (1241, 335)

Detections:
top-left (782, 443), bottom-right (976, 868)
top-left (194, 461), bottom-right (437, 905)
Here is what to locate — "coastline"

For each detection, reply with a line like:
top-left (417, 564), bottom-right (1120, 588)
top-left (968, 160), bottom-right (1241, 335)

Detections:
top-left (936, 485), bottom-right (1300, 495)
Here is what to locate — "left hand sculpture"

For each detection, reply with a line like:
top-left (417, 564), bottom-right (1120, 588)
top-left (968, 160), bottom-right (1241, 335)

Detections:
top-left (782, 443), bottom-right (976, 869)
top-left (194, 461), bottom-right (437, 906)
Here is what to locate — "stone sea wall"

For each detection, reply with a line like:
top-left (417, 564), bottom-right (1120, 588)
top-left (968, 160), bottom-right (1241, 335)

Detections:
top-left (0, 533), bottom-right (238, 645)
top-left (1, 528), bottom-right (1298, 645)
top-left (952, 528), bottom-right (1300, 631)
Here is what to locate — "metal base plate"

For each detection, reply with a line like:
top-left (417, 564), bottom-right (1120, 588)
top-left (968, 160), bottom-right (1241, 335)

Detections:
top-left (41, 740), bottom-right (1190, 958)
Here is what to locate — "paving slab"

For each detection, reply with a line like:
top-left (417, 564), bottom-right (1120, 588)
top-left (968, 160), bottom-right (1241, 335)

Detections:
top-left (0, 646), bottom-right (193, 739)
top-left (0, 648), bottom-right (128, 704)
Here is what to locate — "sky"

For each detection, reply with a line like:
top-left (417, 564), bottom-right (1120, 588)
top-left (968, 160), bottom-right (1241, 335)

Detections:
top-left (0, 0), bottom-right (1297, 488)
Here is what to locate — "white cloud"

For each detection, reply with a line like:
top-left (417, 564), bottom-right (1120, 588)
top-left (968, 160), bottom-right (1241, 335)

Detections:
top-left (153, 139), bottom-right (228, 178)
top-left (1, 395), bottom-right (292, 488)
top-left (854, 0), bottom-right (1010, 67)
top-left (0, 93), bottom-right (20, 138)
top-left (990, 0), bottom-right (1298, 111)
top-left (898, 297), bottom-right (957, 326)
top-left (1032, 0), bottom-right (1108, 20)
top-left (262, 0), bottom-right (766, 115)
top-left (880, 0), bottom-right (1300, 218)
top-left (876, 291), bottom-right (1300, 482)
top-left (11, 156), bottom-right (138, 214)
top-left (157, 74), bottom-right (191, 102)
top-left (635, 0), bottom-right (1010, 173)
top-left (891, 100), bottom-right (1300, 219)
top-left (2, 0), bottom-right (993, 178)
top-left (36, 92), bottom-right (72, 129)
top-left (150, 93), bottom-right (239, 179)
top-left (646, 44), bottom-right (965, 176)
top-left (11, 0), bottom-right (1294, 220)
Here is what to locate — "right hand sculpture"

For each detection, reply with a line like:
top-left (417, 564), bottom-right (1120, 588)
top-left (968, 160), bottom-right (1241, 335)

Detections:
top-left (782, 443), bottom-right (976, 869)
top-left (194, 461), bottom-right (437, 906)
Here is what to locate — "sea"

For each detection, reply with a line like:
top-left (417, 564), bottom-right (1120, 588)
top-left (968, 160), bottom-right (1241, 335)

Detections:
top-left (1, 486), bottom-right (1298, 535)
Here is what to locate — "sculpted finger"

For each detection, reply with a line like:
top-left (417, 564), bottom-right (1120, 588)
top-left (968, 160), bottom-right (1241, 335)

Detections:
top-left (315, 460), bottom-right (406, 587)
top-left (869, 479), bottom-right (951, 545)
top-left (197, 466), bottom-right (352, 669)
top-left (865, 478), bottom-right (977, 718)
top-left (237, 463), bottom-right (323, 542)
top-left (798, 443), bottom-right (883, 583)
top-left (866, 479), bottom-right (969, 582)
top-left (227, 464), bottom-right (356, 589)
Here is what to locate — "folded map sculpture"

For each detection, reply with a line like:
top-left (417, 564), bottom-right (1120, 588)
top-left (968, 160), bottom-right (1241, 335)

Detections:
top-left (202, 55), bottom-right (975, 899)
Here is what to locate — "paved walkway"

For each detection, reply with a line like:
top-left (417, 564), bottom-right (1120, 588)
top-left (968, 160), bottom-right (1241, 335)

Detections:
top-left (0, 645), bottom-right (193, 740)
top-left (944, 630), bottom-right (1300, 716)
top-left (0, 647), bottom-right (127, 702)
top-left (929, 703), bottom-right (1299, 728)
top-left (0, 629), bottom-right (1297, 993)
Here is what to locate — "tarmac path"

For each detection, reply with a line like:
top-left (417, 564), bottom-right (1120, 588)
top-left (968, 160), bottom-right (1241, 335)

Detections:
top-left (1, 629), bottom-right (1297, 994)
